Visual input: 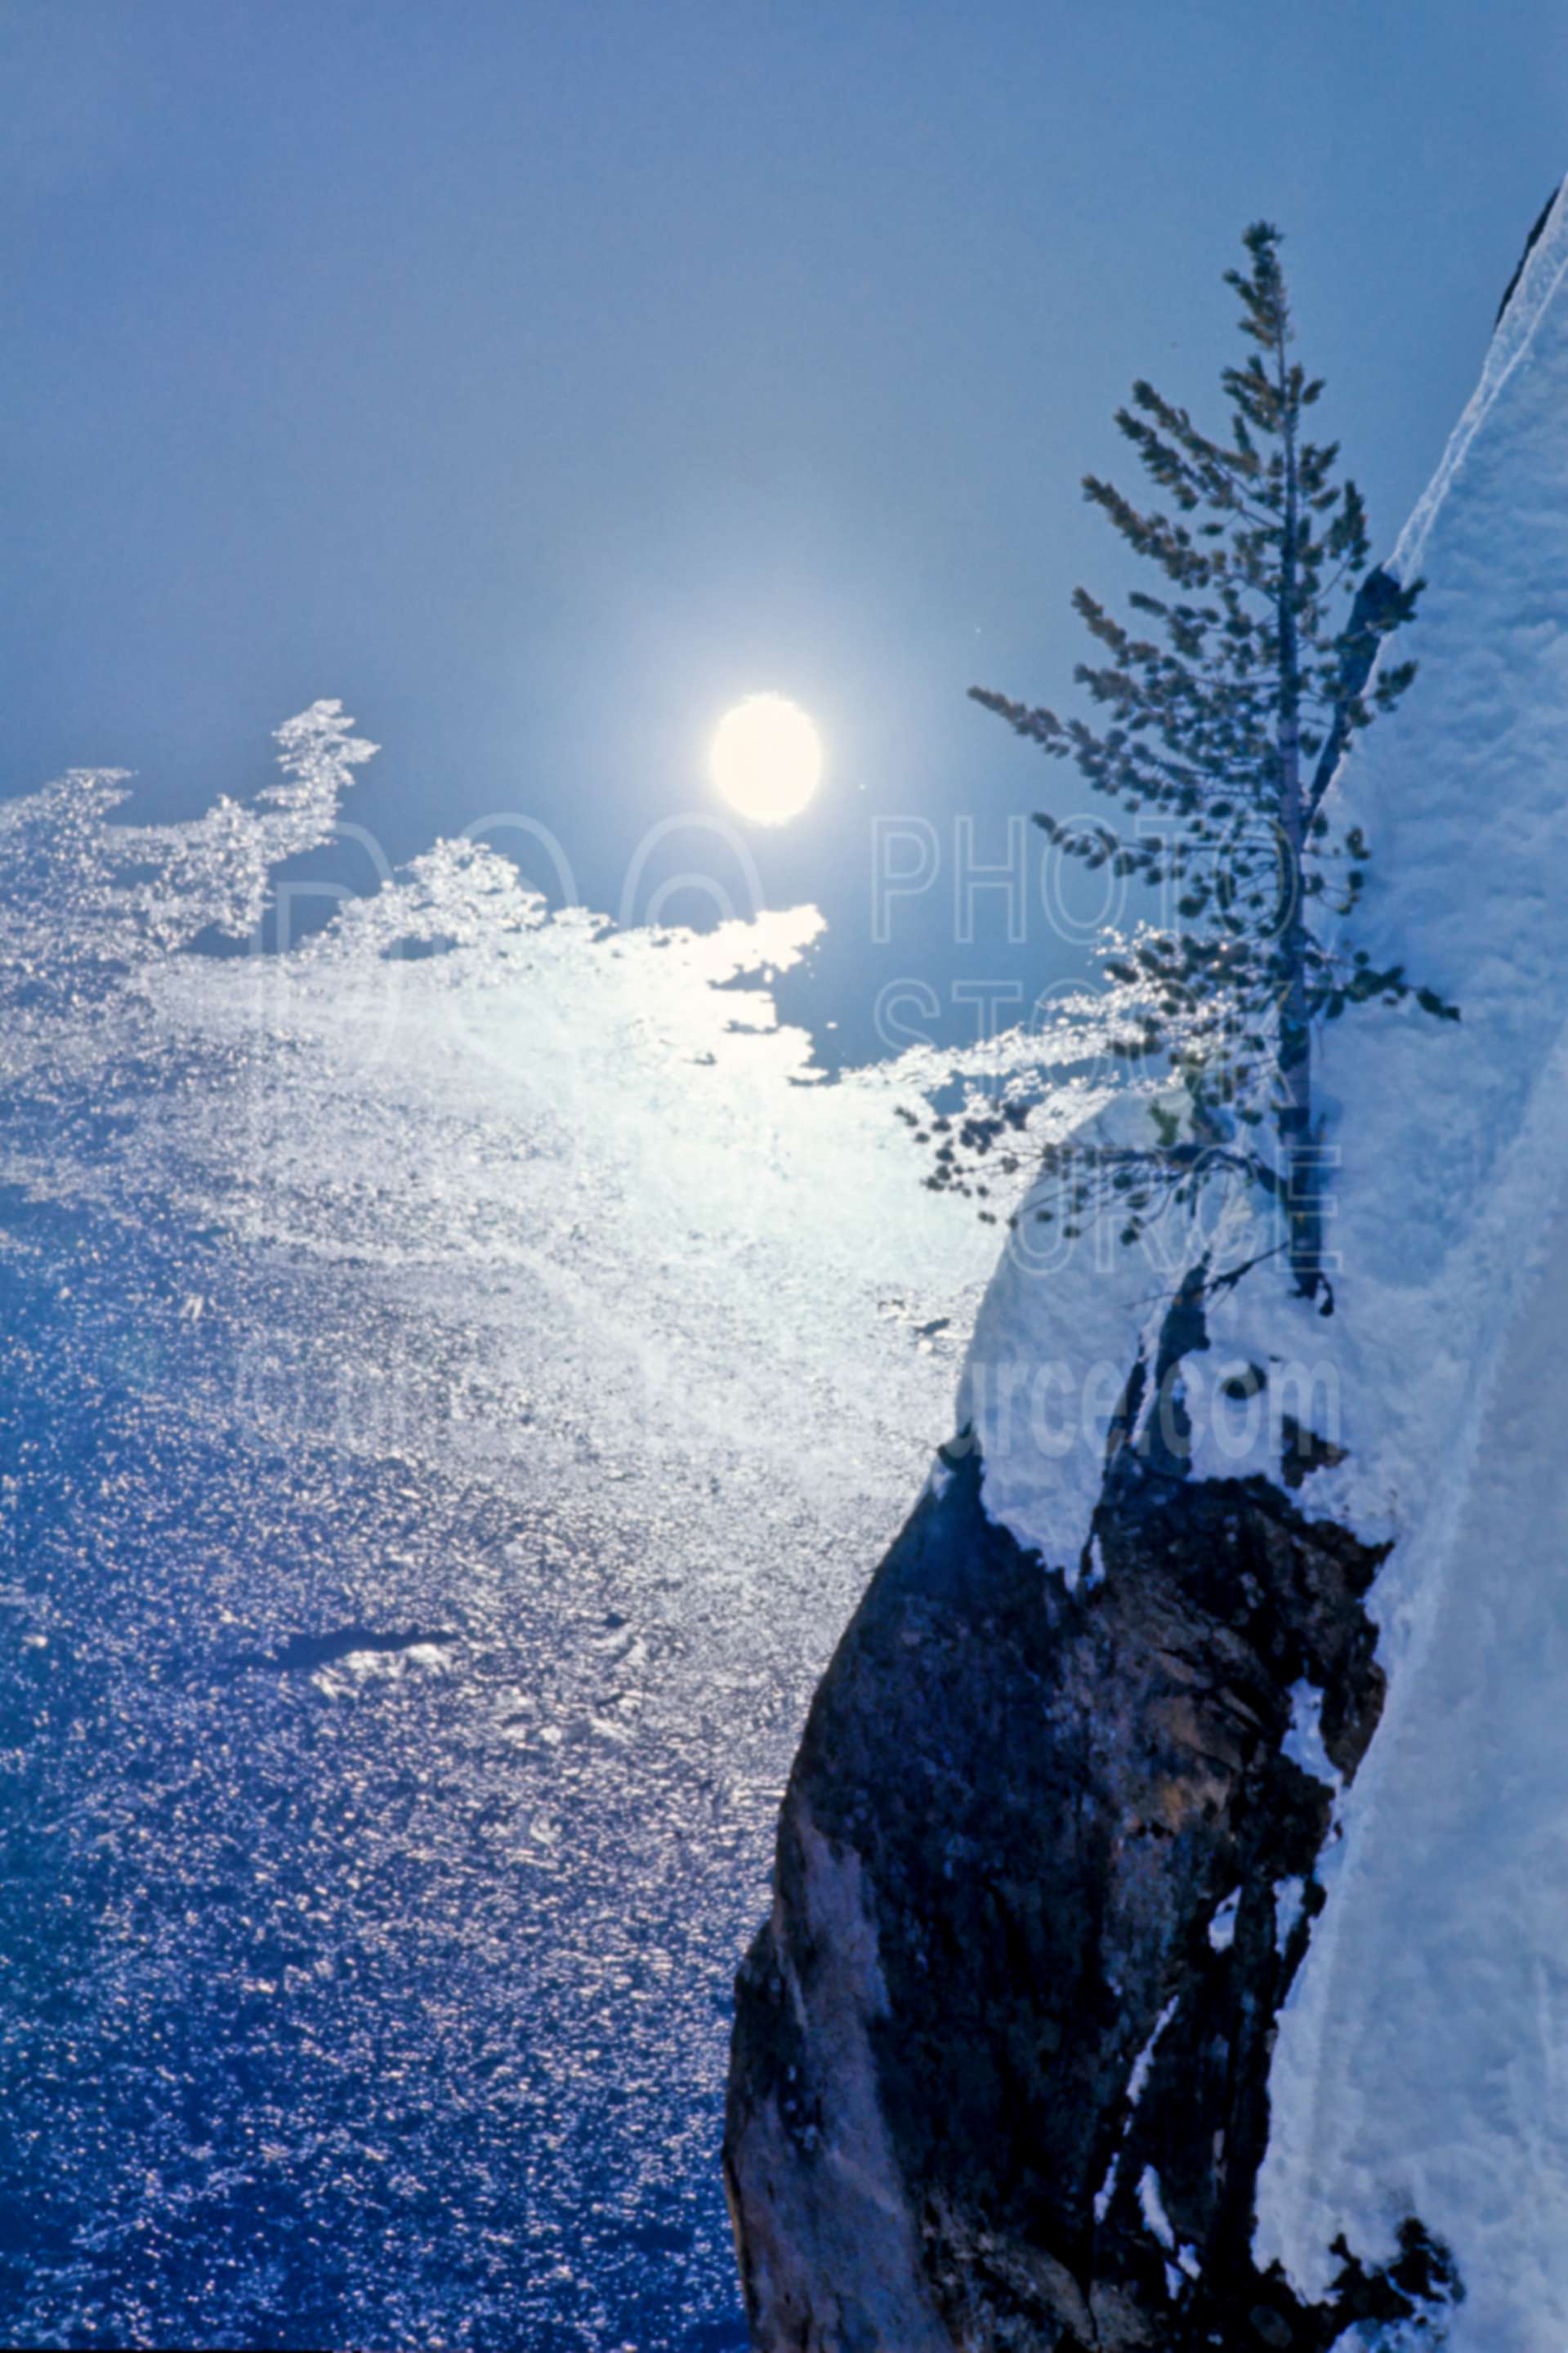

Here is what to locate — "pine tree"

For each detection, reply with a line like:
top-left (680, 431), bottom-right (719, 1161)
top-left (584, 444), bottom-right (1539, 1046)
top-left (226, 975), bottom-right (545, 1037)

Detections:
top-left (927, 222), bottom-right (1453, 1302)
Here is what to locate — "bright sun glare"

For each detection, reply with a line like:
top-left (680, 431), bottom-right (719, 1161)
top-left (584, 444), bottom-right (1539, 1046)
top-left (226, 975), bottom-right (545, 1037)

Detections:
top-left (710, 694), bottom-right (823, 825)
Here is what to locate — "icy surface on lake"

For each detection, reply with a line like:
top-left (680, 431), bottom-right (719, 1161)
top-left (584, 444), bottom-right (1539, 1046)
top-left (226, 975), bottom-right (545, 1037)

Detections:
top-left (0, 708), bottom-right (990, 2350)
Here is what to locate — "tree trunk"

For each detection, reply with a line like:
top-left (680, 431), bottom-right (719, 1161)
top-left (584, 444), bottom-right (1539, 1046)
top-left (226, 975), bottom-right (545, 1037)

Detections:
top-left (1275, 342), bottom-right (1320, 1301)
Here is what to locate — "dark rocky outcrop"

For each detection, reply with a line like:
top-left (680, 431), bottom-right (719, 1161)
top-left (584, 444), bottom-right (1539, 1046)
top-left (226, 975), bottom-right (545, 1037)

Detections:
top-left (725, 1292), bottom-right (1461, 2347)
top-left (1498, 184), bottom-right (1562, 325)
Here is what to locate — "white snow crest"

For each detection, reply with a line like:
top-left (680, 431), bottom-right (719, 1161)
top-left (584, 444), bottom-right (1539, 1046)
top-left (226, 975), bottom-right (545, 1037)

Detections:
top-left (1256, 172), bottom-right (1568, 2341)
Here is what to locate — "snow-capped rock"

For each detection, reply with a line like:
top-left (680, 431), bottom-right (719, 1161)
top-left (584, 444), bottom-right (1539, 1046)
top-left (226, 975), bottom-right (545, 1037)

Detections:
top-left (726, 181), bottom-right (1568, 2346)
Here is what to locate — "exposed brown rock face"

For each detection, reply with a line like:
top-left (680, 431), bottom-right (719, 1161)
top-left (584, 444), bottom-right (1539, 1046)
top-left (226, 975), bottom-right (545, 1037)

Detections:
top-left (724, 1308), bottom-right (1460, 2347)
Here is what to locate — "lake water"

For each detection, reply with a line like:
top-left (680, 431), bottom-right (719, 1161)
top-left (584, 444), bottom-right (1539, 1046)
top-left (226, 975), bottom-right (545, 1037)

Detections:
top-left (0, 707), bottom-right (986, 2351)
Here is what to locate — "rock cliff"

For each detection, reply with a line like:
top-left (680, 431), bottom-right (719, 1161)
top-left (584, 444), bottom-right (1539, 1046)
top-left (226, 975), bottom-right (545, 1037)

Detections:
top-left (726, 183), bottom-right (1568, 2347)
top-left (723, 1286), bottom-right (1458, 2346)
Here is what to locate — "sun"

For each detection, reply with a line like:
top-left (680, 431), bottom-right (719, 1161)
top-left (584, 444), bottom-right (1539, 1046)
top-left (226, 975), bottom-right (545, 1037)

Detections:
top-left (710, 694), bottom-right (822, 825)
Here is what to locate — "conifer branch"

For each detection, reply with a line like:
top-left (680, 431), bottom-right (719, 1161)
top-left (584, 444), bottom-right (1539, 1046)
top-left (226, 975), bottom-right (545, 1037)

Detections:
top-left (921, 222), bottom-right (1448, 1286)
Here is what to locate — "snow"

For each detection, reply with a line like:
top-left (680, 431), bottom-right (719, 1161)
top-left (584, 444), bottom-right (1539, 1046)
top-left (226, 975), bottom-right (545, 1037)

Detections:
top-left (1138, 2163), bottom-right (1176, 2250)
top-left (14, 171), bottom-right (1568, 2341)
top-left (1092, 1995), bottom-right (1182, 2228)
top-left (1207, 1887), bottom-right (1240, 1953)
top-left (1140, 2162), bottom-right (1201, 2279)
top-left (949, 175), bottom-right (1568, 2337)
top-left (1253, 179), bottom-right (1568, 2339)
top-left (1126, 1994), bottom-right (1179, 2110)
top-left (1274, 1876), bottom-right (1307, 1958)
top-left (955, 1090), bottom-right (1170, 1573)
top-left (1281, 1681), bottom-right (1343, 1798)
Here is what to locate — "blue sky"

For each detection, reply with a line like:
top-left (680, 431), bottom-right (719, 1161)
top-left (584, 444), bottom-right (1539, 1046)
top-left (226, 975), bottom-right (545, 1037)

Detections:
top-left (7, 0), bottom-right (1565, 1057)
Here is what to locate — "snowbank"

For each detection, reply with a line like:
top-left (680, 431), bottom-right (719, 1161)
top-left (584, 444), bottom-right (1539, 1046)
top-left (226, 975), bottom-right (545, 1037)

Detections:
top-left (954, 181), bottom-right (1568, 2340)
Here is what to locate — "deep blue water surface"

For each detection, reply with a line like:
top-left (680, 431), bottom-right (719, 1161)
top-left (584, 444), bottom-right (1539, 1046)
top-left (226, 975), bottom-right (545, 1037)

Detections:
top-left (0, 712), bottom-right (976, 2348)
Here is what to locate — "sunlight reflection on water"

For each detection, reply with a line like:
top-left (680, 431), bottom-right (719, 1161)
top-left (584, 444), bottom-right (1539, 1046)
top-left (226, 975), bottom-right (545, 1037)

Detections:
top-left (0, 708), bottom-right (988, 2350)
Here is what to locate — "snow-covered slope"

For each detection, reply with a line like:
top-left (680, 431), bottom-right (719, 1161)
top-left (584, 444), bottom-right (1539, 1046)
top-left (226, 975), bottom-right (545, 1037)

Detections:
top-left (954, 182), bottom-right (1568, 2342)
